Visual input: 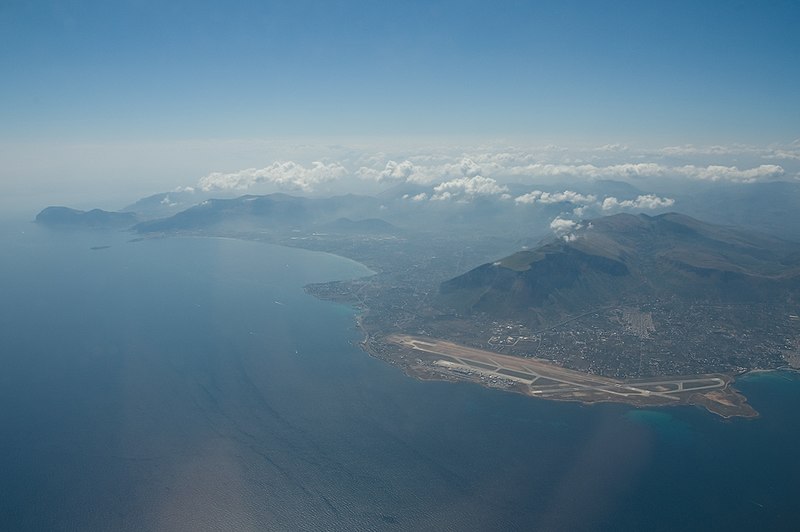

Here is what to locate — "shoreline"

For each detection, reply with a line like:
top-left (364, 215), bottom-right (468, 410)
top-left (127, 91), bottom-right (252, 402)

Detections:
top-left (358, 332), bottom-right (760, 419)
top-left (133, 229), bottom-right (774, 420)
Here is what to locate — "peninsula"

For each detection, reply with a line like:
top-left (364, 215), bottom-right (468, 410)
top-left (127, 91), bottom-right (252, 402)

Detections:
top-left (381, 334), bottom-right (756, 418)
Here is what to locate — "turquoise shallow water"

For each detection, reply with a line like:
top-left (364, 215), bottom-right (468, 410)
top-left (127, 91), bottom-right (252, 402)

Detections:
top-left (0, 220), bottom-right (799, 531)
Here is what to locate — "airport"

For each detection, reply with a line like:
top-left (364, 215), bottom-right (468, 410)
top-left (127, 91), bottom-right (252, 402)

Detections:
top-left (389, 334), bottom-right (757, 418)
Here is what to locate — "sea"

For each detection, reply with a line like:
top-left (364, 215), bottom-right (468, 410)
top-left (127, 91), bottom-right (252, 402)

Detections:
top-left (0, 218), bottom-right (798, 531)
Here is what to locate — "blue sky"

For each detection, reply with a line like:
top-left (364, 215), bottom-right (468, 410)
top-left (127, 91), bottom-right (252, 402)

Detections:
top-left (2, 0), bottom-right (798, 143)
top-left (1, 1), bottom-right (799, 212)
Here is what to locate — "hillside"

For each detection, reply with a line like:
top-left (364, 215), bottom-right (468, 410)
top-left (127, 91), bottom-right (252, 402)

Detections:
top-left (133, 193), bottom-right (383, 233)
top-left (439, 212), bottom-right (800, 321)
top-left (35, 207), bottom-right (138, 228)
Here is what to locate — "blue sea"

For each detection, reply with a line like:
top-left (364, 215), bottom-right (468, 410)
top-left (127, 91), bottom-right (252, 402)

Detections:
top-left (1, 219), bottom-right (799, 531)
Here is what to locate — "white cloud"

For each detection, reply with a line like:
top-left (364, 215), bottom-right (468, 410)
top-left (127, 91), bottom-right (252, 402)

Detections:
top-left (499, 161), bottom-right (786, 183)
top-left (430, 175), bottom-right (509, 201)
top-left (633, 194), bottom-right (675, 209)
top-left (402, 192), bottom-right (428, 201)
top-left (660, 144), bottom-right (739, 157)
top-left (771, 150), bottom-right (800, 161)
top-left (602, 194), bottom-right (675, 211)
top-left (198, 161), bottom-right (347, 192)
top-left (549, 217), bottom-right (581, 236)
top-left (358, 159), bottom-right (417, 183)
top-left (458, 157), bottom-right (482, 177)
top-left (515, 188), bottom-right (673, 214)
top-left (673, 164), bottom-right (784, 183)
top-left (190, 143), bottom-right (793, 197)
top-left (515, 190), bottom-right (597, 205)
top-left (594, 143), bottom-right (630, 152)
top-left (379, 160), bottom-right (416, 182)
top-left (160, 195), bottom-right (177, 207)
top-left (659, 143), bottom-right (800, 165)
top-left (503, 162), bottom-right (667, 179)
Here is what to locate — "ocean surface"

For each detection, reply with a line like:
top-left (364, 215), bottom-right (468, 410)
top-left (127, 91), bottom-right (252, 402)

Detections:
top-left (1, 219), bottom-right (799, 531)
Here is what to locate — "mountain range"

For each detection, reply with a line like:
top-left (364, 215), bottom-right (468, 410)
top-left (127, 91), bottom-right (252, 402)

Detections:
top-left (34, 179), bottom-right (800, 242)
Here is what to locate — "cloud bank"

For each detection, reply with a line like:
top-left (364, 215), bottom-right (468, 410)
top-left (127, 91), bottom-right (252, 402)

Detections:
top-left (601, 194), bottom-right (675, 211)
top-left (515, 190), bottom-right (597, 205)
top-left (191, 141), bottom-right (796, 194)
top-left (199, 161), bottom-right (348, 192)
top-left (431, 176), bottom-right (509, 201)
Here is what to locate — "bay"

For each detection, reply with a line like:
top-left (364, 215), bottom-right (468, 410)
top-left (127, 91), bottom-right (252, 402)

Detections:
top-left (0, 220), bottom-right (798, 531)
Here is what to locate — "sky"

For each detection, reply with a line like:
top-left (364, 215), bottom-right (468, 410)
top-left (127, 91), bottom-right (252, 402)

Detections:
top-left (1, 0), bottom-right (799, 211)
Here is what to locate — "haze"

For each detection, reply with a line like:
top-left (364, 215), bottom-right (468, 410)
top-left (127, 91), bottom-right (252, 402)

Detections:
top-left (1, 0), bottom-right (798, 213)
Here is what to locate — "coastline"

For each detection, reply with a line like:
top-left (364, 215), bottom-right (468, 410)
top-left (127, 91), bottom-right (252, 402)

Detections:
top-left (134, 229), bottom-right (770, 420)
top-left (357, 331), bottom-right (759, 419)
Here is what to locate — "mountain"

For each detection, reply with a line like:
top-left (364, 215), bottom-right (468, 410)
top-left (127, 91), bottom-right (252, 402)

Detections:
top-left (122, 190), bottom-right (211, 220)
top-left (130, 191), bottom-right (550, 237)
top-left (134, 193), bottom-right (384, 233)
top-left (35, 207), bottom-right (138, 228)
top-left (439, 212), bottom-right (800, 321)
